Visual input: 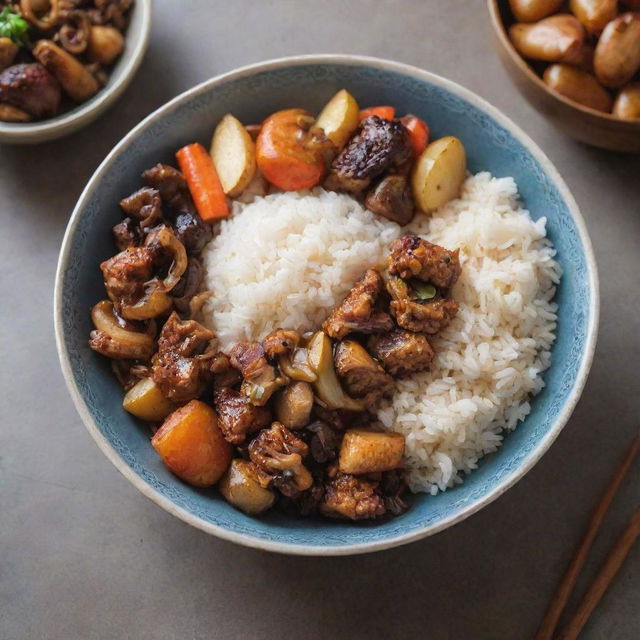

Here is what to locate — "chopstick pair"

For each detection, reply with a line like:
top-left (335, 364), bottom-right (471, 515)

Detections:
top-left (534, 430), bottom-right (640, 640)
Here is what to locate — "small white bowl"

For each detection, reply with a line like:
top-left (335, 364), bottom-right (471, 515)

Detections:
top-left (0, 0), bottom-right (151, 144)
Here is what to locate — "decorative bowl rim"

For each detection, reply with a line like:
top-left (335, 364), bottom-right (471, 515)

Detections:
top-left (54, 54), bottom-right (599, 556)
top-left (0, 0), bottom-right (152, 143)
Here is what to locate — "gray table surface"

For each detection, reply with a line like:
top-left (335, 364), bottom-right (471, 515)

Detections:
top-left (1, 1), bottom-right (639, 638)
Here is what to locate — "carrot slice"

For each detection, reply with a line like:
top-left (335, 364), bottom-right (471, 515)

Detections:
top-left (175, 143), bottom-right (229, 221)
top-left (359, 105), bottom-right (396, 121)
top-left (400, 115), bottom-right (430, 157)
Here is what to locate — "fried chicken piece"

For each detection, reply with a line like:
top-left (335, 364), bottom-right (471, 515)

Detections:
top-left (388, 235), bottom-right (461, 288)
top-left (334, 340), bottom-right (394, 404)
top-left (213, 387), bottom-right (271, 445)
top-left (229, 341), bottom-right (288, 405)
top-left (248, 422), bottom-right (313, 497)
top-left (386, 276), bottom-right (458, 334)
top-left (100, 246), bottom-right (156, 307)
top-left (150, 312), bottom-right (214, 402)
top-left (319, 465), bottom-right (386, 520)
top-left (209, 352), bottom-right (242, 388)
top-left (323, 269), bottom-right (392, 340)
top-left (262, 329), bottom-right (301, 360)
top-left (367, 329), bottom-right (435, 377)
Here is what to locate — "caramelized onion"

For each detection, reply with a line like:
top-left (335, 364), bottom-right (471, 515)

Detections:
top-left (91, 300), bottom-right (155, 358)
top-left (21, 0), bottom-right (60, 31)
top-left (58, 13), bottom-right (90, 54)
top-left (145, 225), bottom-right (187, 292)
top-left (121, 284), bottom-right (172, 321)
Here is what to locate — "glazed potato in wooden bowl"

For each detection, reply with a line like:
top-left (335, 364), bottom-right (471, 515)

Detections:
top-left (488, 0), bottom-right (640, 152)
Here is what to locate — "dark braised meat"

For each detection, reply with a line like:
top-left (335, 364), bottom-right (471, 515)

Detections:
top-left (209, 352), bottom-right (242, 388)
top-left (278, 482), bottom-right (326, 517)
top-left (171, 257), bottom-right (204, 313)
top-left (386, 276), bottom-right (459, 334)
top-left (248, 422), bottom-right (313, 497)
top-left (262, 328), bottom-right (301, 360)
top-left (319, 466), bottom-right (386, 520)
top-left (365, 174), bottom-right (415, 225)
top-left (112, 217), bottom-right (143, 251)
top-left (229, 341), bottom-right (287, 405)
top-left (311, 405), bottom-right (364, 432)
top-left (323, 269), bottom-right (392, 340)
top-left (323, 171), bottom-right (370, 196)
top-left (142, 164), bottom-right (212, 254)
top-left (334, 340), bottom-right (394, 404)
top-left (305, 420), bottom-right (340, 464)
top-left (327, 116), bottom-right (412, 194)
top-left (367, 329), bottom-right (435, 377)
top-left (213, 387), bottom-right (271, 445)
top-left (119, 187), bottom-right (162, 229)
top-left (391, 295), bottom-right (459, 334)
top-left (0, 63), bottom-right (61, 118)
top-left (380, 469), bottom-right (409, 516)
top-left (100, 246), bottom-right (156, 307)
top-left (150, 312), bottom-right (215, 402)
top-left (388, 234), bottom-right (461, 288)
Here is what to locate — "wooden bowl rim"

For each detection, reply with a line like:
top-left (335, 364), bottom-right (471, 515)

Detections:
top-left (487, 0), bottom-right (640, 127)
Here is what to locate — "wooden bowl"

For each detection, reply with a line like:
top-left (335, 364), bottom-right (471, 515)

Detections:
top-left (488, 0), bottom-right (640, 153)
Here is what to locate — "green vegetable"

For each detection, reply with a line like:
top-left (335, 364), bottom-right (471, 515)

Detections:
top-left (0, 7), bottom-right (30, 47)
top-left (410, 280), bottom-right (437, 301)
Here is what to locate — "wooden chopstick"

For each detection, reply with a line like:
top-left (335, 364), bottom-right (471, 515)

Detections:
top-left (533, 430), bottom-right (640, 640)
top-left (558, 507), bottom-right (640, 640)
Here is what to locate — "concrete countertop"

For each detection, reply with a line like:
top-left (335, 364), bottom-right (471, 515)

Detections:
top-left (1, 1), bottom-right (638, 638)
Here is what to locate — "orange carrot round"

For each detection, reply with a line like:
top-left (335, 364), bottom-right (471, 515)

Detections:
top-left (176, 142), bottom-right (229, 222)
top-left (256, 108), bottom-right (325, 191)
top-left (359, 105), bottom-right (396, 120)
top-left (400, 114), bottom-right (430, 157)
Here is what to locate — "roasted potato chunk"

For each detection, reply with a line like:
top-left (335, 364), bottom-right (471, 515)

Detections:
top-left (339, 428), bottom-right (405, 475)
top-left (509, 14), bottom-right (585, 63)
top-left (543, 64), bottom-right (613, 112)
top-left (613, 82), bottom-right (640, 119)
top-left (210, 113), bottom-right (257, 197)
top-left (274, 381), bottom-right (314, 429)
top-left (122, 377), bottom-right (177, 422)
top-left (411, 136), bottom-right (466, 213)
top-left (151, 400), bottom-right (232, 487)
top-left (219, 459), bottom-right (275, 515)
top-left (594, 12), bottom-right (640, 89)
top-left (508, 0), bottom-right (563, 22)
top-left (315, 89), bottom-right (360, 149)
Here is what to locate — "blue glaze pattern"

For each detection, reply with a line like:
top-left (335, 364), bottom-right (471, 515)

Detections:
top-left (56, 58), bottom-right (597, 554)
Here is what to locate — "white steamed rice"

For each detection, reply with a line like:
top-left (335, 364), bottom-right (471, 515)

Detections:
top-left (201, 173), bottom-right (560, 495)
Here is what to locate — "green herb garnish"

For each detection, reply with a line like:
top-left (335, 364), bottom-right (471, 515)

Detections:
top-left (0, 7), bottom-right (30, 47)
top-left (410, 280), bottom-right (437, 301)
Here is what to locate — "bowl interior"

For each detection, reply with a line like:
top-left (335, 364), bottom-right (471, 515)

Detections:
top-left (57, 58), bottom-right (595, 554)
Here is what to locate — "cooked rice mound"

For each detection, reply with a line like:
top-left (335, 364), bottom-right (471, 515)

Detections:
top-left (202, 188), bottom-right (401, 351)
top-left (202, 174), bottom-right (560, 495)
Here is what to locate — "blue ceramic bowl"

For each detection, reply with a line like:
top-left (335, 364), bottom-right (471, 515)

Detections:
top-left (55, 55), bottom-right (598, 555)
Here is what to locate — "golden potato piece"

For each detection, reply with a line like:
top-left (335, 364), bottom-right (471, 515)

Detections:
top-left (508, 0), bottom-right (563, 22)
top-left (315, 89), bottom-right (360, 149)
top-left (210, 113), bottom-right (257, 197)
top-left (274, 381), bottom-right (313, 429)
top-left (543, 64), bottom-right (613, 112)
top-left (613, 82), bottom-right (640, 119)
top-left (339, 428), bottom-right (405, 475)
top-left (594, 13), bottom-right (640, 89)
top-left (411, 136), bottom-right (466, 213)
top-left (123, 377), bottom-right (177, 422)
top-left (219, 459), bottom-right (275, 515)
top-left (151, 400), bottom-right (232, 487)
top-left (570, 0), bottom-right (617, 35)
top-left (509, 14), bottom-right (585, 63)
